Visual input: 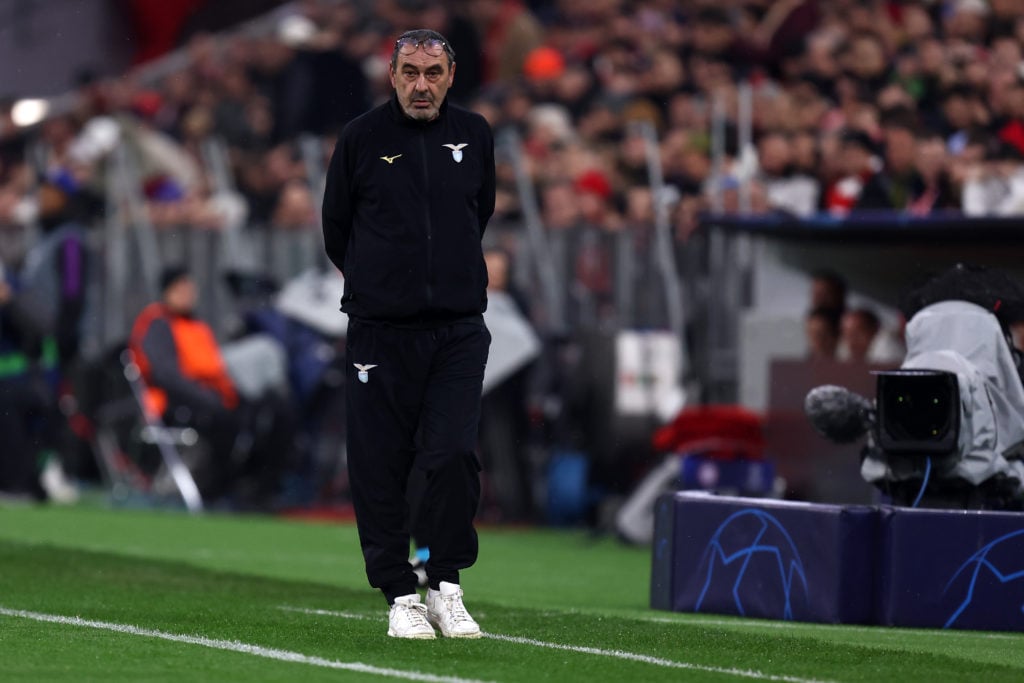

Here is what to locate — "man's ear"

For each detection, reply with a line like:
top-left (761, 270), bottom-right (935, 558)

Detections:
top-left (389, 66), bottom-right (397, 90)
top-left (448, 61), bottom-right (456, 88)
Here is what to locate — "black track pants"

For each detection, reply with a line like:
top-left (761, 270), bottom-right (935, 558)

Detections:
top-left (345, 318), bottom-right (489, 604)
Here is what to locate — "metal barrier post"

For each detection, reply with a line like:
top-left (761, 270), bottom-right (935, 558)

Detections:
top-left (300, 133), bottom-right (331, 273)
top-left (500, 128), bottom-right (566, 336)
top-left (637, 121), bottom-right (686, 348)
top-left (738, 80), bottom-right (752, 215)
top-left (102, 145), bottom-right (130, 349)
top-left (710, 91), bottom-right (726, 215)
top-left (116, 137), bottom-right (161, 304)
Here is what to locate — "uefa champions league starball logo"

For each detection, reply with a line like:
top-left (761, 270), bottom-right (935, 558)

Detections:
top-left (695, 509), bottom-right (810, 621)
top-left (944, 528), bottom-right (1024, 629)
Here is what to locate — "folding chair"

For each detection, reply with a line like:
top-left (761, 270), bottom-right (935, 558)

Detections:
top-left (120, 349), bottom-right (205, 512)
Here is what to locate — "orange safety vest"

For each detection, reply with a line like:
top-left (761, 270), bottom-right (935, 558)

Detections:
top-left (128, 303), bottom-right (239, 417)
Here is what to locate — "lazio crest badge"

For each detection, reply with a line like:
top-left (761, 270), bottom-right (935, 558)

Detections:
top-left (443, 143), bottom-right (467, 163)
top-left (354, 363), bottom-right (378, 384)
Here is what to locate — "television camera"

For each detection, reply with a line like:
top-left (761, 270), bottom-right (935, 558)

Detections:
top-left (805, 266), bottom-right (1024, 510)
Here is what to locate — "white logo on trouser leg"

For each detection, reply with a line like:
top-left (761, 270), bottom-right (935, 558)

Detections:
top-left (354, 363), bottom-right (378, 383)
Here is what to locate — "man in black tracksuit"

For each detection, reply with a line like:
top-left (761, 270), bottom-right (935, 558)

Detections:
top-left (321, 29), bottom-right (494, 639)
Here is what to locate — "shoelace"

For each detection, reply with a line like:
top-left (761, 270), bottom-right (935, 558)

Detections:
top-left (397, 601), bottom-right (431, 629)
top-left (441, 593), bottom-right (473, 625)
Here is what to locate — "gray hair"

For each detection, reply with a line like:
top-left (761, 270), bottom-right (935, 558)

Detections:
top-left (390, 29), bottom-right (456, 70)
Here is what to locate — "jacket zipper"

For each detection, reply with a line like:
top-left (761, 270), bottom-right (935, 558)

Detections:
top-left (419, 133), bottom-right (433, 308)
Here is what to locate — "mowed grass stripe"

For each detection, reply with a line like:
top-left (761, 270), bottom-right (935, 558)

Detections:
top-left (0, 606), bottom-right (490, 683)
top-left (278, 605), bottom-right (833, 683)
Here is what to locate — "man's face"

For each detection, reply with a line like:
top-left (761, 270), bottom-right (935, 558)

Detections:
top-left (885, 128), bottom-right (917, 174)
top-left (806, 316), bottom-right (838, 360)
top-left (164, 277), bottom-right (198, 315)
top-left (811, 279), bottom-right (842, 311)
top-left (390, 47), bottom-right (455, 122)
top-left (841, 314), bottom-right (874, 362)
top-left (840, 142), bottom-right (871, 175)
top-left (758, 135), bottom-right (791, 176)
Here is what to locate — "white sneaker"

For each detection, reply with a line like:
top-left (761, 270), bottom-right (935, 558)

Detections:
top-left (426, 581), bottom-right (481, 638)
top-left (387, 594), bottom-right (435, 639)
top-left (40, 457), bottom-right (78, 505)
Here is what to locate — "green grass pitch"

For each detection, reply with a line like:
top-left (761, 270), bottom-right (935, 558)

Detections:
top-left (1, 503), bottom-right (1022, 682)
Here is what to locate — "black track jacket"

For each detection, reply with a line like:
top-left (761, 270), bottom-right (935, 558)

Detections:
top-left (322, 94), bottom-right (496, 324)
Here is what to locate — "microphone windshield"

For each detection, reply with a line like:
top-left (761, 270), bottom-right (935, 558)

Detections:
top-left (804, 384), bottom-right (873, 444)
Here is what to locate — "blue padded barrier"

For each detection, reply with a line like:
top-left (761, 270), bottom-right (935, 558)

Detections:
top-left (651, 492), bottom-right (877, 624)
top-left (879, 506), bottom-right (1024, 631)
top-left (652, 492), bottom-right (1024, 631)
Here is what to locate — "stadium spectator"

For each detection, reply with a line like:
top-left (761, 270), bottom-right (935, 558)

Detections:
top-left (810, 268), bottom-right (848, 316)
top-left (412, 1), bottom-right (485, 104)
top-left (870, 108), bottom-right (924, 211)
top-left (478, 246), bottom-right (536, 523)
top-left (839, 307), bottom-right (881, 364)
top-left (805, 306), bottom-right (841, 361)
top-left (129, 267), bottom-right (296, 509)
top-left (962, 140), bottom-right (1024, 216)
top-left (237, 142), bottom-right (308, 227)
top-left (908, 128), bottom-right (959, 214)
top-left (939, 85), bottom-right (988, 155)
top-left (752, 130), bottom-right (820, 217)
top-left (838, 305), bottom-right (906, 366)
top-left (466, 0), bottom-right (544, 85)
top-left (824, 128), bottom-right (884, 215)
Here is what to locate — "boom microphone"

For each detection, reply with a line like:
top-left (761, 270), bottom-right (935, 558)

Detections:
top-left (804, 384), bottom-right (874, 444)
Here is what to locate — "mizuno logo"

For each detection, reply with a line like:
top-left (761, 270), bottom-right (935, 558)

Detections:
top-left (354, 363), bottom-right (378, 384)
top-left (443, 143), bottom-right (468, 163)
top-left (379, 154), bottom-right (402, 164)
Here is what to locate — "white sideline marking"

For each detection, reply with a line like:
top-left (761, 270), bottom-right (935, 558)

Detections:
top-left (482, 632), bottom-right (830, 683)
top-left (280, 605), bottom-right (831, 683)
top-left (0, 607), bottom-right (490, 683)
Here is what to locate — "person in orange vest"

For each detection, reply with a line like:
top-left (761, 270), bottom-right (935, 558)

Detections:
top-left (129, 266), bottom-right (292, 508)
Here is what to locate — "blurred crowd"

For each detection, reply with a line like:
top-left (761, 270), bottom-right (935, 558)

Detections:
top-left (3, 0), bottom-right (1024, 518)
top-left (7, 1), bottom-right (1024, 256)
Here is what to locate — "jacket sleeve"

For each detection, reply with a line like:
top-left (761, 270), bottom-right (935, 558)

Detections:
top-left (322, 132), bottom-right (354, 274)
top-left (140, 317), bottom-right (227, 414)
top-left (478, 120), bottom-right (496, 236)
